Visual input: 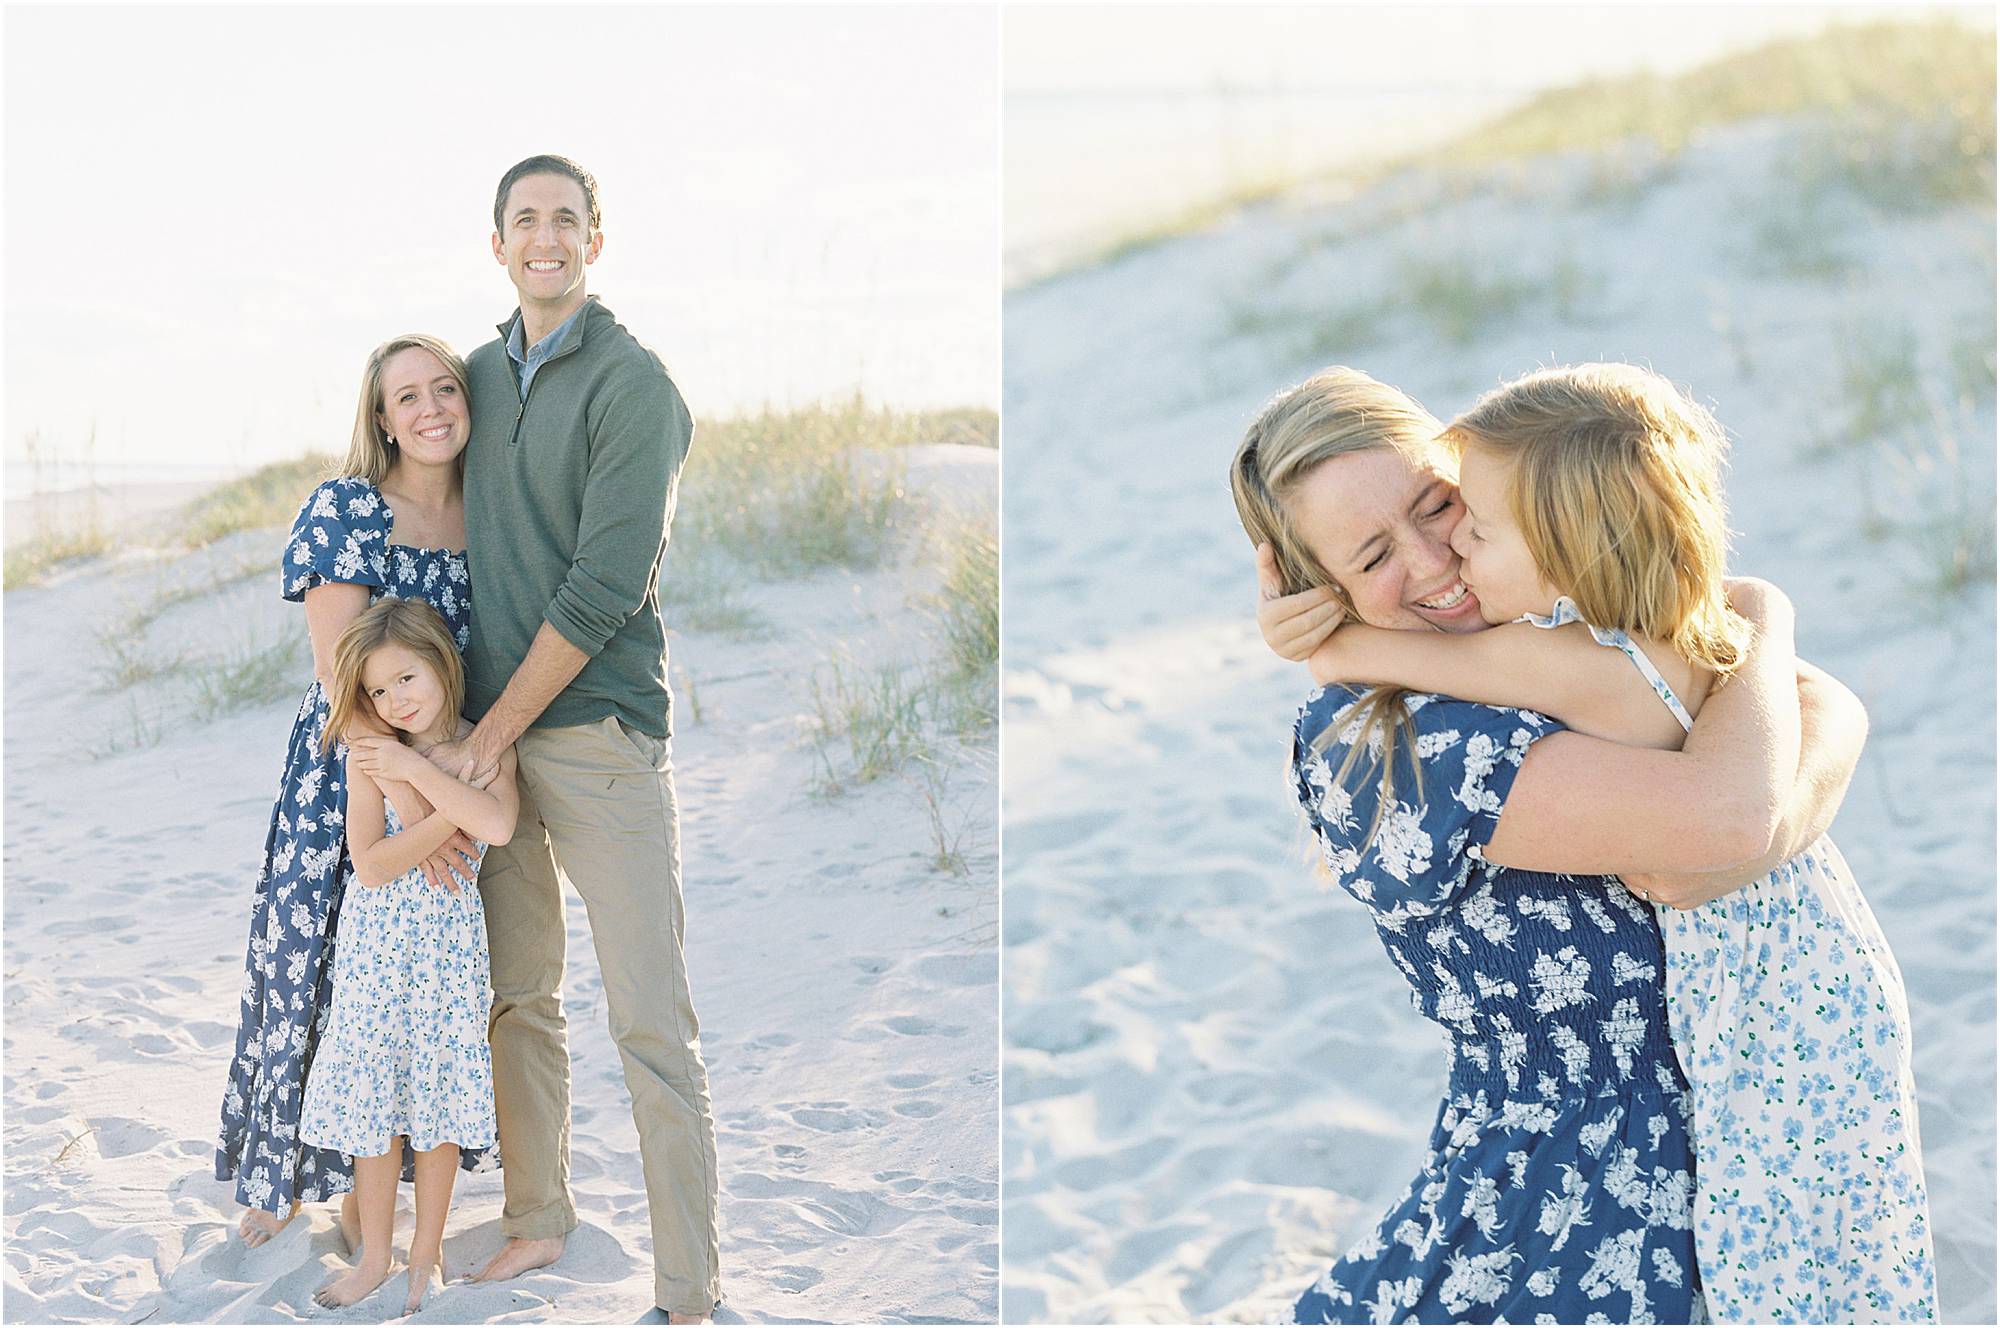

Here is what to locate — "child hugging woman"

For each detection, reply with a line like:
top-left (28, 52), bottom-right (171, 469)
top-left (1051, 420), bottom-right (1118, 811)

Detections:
top-left (1298, 363), bottom-right (1935, 1323)
top-left (297, 597), bottom-right (519, 1313)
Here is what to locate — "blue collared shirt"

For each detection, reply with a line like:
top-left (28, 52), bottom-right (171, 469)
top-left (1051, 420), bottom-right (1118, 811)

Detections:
top-left (505, 303), bottom-right (588, 400)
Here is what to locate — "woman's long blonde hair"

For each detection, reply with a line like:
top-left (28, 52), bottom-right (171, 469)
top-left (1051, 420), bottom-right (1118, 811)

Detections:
top-left (1229, 366), bottom-right (1450, 841)
top-left (320, 597), bottom-right (465, 758)
top-left (1443, 363), bottom-right (1749, 679)
top-left (341, 334), bottom-right (470, 484)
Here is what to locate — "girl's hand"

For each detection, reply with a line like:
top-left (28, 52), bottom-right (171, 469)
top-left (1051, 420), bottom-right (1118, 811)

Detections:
top-left (348, 735), bottom-right (424, 782)
top-left (1257, 542), bottom-right (1346, 662)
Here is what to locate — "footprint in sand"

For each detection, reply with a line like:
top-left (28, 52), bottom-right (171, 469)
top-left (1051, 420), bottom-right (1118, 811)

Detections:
top-left (913, 953), bottom-right (992, 988)
top-left (92, 1116), bottom-right (172, 1159)
top-left (768, 1264), bottom-right (823, 1293)
top-left (882, 1015), bottom-right (964, 1038)
top-left (892, 1100), bottom-right (943, 1119)
top-left (885, 1073), bottom-right (934, 1090)
top-left (850, 955), bottom-right (892, 984)
top-left (786, 1102), bottom-right (886, 1133)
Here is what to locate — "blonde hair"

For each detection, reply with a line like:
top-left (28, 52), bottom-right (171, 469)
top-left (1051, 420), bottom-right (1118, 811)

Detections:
top-left (1229, 366), bottom-right (1449, 844)
top-left (341, 334), bottom-right (470, 485)
top-left (320, 597), bottom-right (465, 758)
top-left (1443, 363), bottom-right (1750, 679)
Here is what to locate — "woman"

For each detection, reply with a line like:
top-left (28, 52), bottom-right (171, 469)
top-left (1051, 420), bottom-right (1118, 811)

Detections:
top-left (1230, 367), bottom-right (1868, 1323)
top-left (215, 334), bottom-right (494, 1247)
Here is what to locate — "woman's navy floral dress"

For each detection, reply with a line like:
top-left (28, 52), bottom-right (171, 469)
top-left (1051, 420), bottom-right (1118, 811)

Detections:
top-left (214, 476), bottom-right (492, 1212)
top-left (1289, 685), bottom-right (1703, 1325)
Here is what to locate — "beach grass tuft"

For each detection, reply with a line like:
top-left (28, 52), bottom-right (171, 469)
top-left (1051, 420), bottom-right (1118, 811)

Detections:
top-left (681, 399), bottom-right (993, 577)
top-left (926, 521), bottom-right (999, 739)
top-left (92, 624), bottom-right (189, 693)
top-left (186, 623), bottom-right (311, 721)
top-left (178, 454), bottom-right (336, 549)
top-left (1835, 321), bottom-right (1926, 448)
top-left (5, 522), bottom-right (115, 590)
top-left (87, 699), bottom-right (166, 761)
top-left (1398, 253), bottom-right (1535, 346)
top-left (805, 654), bottom-right (936, 793)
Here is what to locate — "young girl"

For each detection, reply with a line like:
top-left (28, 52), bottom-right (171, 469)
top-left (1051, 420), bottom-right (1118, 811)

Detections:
top-left (297, 597), bottom-right (519, 1313)
top-left (1293, 363), bottom-right (1934, 1323)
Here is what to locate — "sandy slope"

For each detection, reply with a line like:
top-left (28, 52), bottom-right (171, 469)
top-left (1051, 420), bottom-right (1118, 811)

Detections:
top-left (3, 445), bottom-right (998, 1324)
top-left (1000, 118), bottom-right (1996, 1322)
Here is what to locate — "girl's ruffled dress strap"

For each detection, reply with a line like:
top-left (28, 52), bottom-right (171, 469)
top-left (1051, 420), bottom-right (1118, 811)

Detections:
top-left (1515, 595), bottom-right (1696, 732)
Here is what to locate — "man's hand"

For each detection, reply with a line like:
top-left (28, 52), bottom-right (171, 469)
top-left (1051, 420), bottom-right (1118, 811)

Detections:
top-left (1257, 542), bottom-right (1346, 662)
top-left (424, 736), bottom-right (500, 791)
top-left (421, 832), bottom-right (483, 894)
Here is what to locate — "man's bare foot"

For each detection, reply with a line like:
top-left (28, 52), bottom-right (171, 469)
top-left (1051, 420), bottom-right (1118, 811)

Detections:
top-left (313, 1258), bottom-right (394, 1309)
top-left (404, 1258), bottom-right (445, 1315)
top-left (238, 1201), bottom-right (301, 1248)
top-left (665, 1312), bottom-right (709, 1325)
top-left (467, 1235), bottom-right (564, 1283)
top-left (338, 1190), bottom-right (362, 1257)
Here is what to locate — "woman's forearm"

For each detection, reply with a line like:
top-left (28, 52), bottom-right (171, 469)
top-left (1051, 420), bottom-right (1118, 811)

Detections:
top-left (1483, 579), bottom-right (1801, 875)
top-left (1624, 659), bottom-right (1866, 907)
top-left (1676, 578), bottom-right (1799, 848)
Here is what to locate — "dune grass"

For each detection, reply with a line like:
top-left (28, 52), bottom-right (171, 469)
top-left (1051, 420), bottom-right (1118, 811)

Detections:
top-left (681, 398), bottom-right (993, 577)
top-left (928, 522), bottom-right (999, 739)
top-left (1427, 19), bottom-right (1991, 189)
top-left (4, 522), bottom-right (115, 590)
top-left (179, 454), bottom-right (336, 549)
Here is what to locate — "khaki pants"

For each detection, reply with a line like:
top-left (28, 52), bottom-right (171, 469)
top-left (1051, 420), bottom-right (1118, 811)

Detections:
top-left (480, 716), bottom-right (720, 1314)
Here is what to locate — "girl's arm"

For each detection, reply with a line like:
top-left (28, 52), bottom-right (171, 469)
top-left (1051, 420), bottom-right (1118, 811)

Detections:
top-left (1307, 620), bottom-right (1621, 739)
top-left (351, 738), bottom-right (519, 846)
top-left (1621, 658), bottom-right (1866, 907)
top-left (1480, 578), bottom-right (1800, 875)
top-left (344, 753), bottom-right (461, 888)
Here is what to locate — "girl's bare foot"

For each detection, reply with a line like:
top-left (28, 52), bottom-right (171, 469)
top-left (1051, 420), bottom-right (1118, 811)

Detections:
top-left (238, 1201), bottom-right (301, 1248)
top-left (404, 1258), bottom-right (445, 1315)
top-left (339, 1190), bottom-right (362, 1257)
top-left (313, 1258), bottom-right (395, 1309)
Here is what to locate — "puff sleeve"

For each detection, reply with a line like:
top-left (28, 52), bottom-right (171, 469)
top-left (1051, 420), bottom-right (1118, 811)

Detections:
top-left (1290, 685), bottom-right (1562, 927)
top-left (280, 478), bottom-right (390, 602)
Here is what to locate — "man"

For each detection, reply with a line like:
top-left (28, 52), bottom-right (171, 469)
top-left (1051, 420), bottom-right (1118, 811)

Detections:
top-left (429, 153), bottom-right (718, 1323)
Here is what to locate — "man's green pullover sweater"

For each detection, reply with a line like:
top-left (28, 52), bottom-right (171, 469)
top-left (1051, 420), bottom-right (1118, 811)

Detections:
top-left (463, 296), bottom-right (692, 739)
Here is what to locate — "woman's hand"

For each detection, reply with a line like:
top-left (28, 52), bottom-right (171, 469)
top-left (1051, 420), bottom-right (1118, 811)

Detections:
top-left (1257, 542), bottom-right (1346, 661)
top-left (1618, 871), bottom-right (1728, 910)
top-left (348, 735), bottom-right (425, 783)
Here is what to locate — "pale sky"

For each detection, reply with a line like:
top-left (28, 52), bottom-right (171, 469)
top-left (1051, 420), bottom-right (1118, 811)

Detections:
top-left (4, 4), bottom-right (1000, 487)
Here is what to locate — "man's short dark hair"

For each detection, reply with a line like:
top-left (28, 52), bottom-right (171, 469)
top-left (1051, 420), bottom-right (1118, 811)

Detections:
top-left (493, 154), bottom-right (601, 233)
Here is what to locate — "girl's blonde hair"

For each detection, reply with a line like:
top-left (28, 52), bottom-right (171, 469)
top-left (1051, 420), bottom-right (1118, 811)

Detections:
top-left (1229, 366), bottom-right (1450, 841)
top-left (341, 334), bottom-right (470, 485)
top-left (1443, 363), bottom-right (1750, 679)
top-left (320, 597), bottom-right (465, 757)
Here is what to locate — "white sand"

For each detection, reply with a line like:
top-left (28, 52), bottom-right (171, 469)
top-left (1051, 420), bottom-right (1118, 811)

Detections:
top-left (1000, 117), bottom-right (1995, 1322)
top-left (3, 445), bottom-right (998, 1324)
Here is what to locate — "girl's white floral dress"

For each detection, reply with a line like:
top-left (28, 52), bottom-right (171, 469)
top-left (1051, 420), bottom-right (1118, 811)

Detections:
top-left (1289, 685), bottom-right (1703, 1325)
top-left (298, 797), bottom-right (497, 1158)
top-left (1521, 598), bottom-right (1935, 1324)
